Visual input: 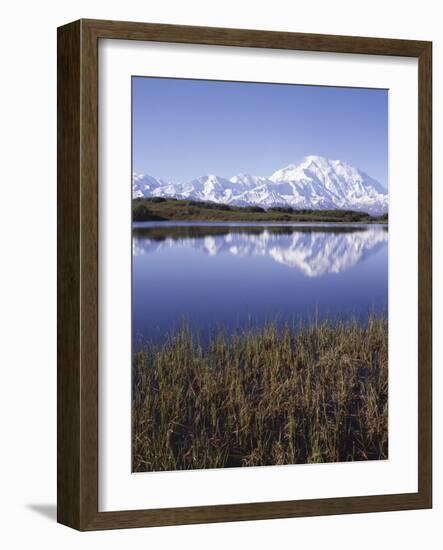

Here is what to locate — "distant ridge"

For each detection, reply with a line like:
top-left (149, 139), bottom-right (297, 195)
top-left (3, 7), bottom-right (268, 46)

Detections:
top-left (133, 155), bottom-right (388, 215)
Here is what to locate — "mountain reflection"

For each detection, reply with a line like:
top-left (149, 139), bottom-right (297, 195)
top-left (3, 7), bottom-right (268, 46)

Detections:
top-left (133, 225), bottom-right (388, 277)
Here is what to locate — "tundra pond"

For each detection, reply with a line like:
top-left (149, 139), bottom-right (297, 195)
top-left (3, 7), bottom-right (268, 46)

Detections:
top-left (132, 222), bottom-right (388, 345)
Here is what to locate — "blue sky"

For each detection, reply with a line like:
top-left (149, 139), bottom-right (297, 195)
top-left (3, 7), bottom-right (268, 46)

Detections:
top-left (132, 77), bottom-right (388, 188)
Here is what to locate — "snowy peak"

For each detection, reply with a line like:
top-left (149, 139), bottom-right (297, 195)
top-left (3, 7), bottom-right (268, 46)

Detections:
top-left (189, 174), bottom-right (232, 192)
top-left (269, 164), bottom-right (300, 183)
top-left (133, 156), bottom-right (388, 214)
top-left (271, 156), bottom-right (376, 196)
top-left (178, 175), bottom-right (234, 203)
top-left (229, 173), bottom-right (271, 188)
top-left (132, 173), bottom-right (171, 198)
top-left (268, 156), bottom-right (387, 213)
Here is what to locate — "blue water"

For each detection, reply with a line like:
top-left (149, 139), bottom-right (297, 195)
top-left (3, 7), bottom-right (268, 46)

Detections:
top-left (132, 223), bottom-right (388, 345)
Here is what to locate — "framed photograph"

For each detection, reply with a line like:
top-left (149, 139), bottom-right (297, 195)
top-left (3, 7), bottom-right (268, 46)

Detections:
top-left (57, 19), bottom-right (432, 530)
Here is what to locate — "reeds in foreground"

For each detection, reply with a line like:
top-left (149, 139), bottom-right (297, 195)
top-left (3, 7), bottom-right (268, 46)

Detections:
top-left (132, 317), bottom-right (388, 472)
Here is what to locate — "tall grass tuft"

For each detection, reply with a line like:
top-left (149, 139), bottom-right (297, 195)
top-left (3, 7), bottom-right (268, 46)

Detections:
top-left (132, 316), bottom-right (388, 471)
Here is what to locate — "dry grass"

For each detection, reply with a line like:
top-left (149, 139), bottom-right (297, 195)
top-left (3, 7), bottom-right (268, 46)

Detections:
top-left (132, 317), bottom-right (388, 472)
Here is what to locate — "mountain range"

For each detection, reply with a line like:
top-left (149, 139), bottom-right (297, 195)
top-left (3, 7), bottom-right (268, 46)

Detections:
top-left (133, 155), bottom-right (388, 215)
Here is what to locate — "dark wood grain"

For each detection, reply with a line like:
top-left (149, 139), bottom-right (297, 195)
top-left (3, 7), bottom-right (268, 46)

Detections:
top-left (83, 18), bottom-right (429, 57)
top-left (417, 42), bottom-right (432, 506)
top-left (57, 19), bottom-right (432, 531)
top-left (57, 20), bottom-right (81, 528)
top-left (79, 17), bottom-right (99, 528)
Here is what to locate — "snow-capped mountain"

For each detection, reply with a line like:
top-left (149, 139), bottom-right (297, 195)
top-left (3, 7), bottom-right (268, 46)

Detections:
top-left (132, 174), bottom-right (169, 198)
top-left (133, 156), bottom-right (388, 214)
top-left (269, 156), bottom-right (387, 213)
top-left (133, 226), bottom-right (388, 277)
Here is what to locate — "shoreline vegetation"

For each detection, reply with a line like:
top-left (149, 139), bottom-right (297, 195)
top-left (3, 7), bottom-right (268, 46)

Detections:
top-left (132, 316), bottom-right (388, 472)
top-left (133, 197), bottom-right (389, 224)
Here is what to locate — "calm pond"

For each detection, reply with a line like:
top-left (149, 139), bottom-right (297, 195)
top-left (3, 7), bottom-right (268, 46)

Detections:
top-left (132, 223), bottom-right (388, 345)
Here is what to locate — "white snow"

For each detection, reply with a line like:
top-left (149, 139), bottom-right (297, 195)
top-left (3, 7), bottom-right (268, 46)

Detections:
top-left (133, 156), bottom-right (388, 214)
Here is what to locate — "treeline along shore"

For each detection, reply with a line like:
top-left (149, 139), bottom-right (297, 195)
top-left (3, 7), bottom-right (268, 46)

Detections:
top-left (133, 197), bottom-right (389, 224)
top-left (132, 316), bottom-right (388, 472)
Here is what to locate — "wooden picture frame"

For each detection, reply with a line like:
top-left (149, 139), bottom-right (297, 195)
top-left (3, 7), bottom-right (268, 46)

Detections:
top-left (57, 18), bottom-right (432, 530)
